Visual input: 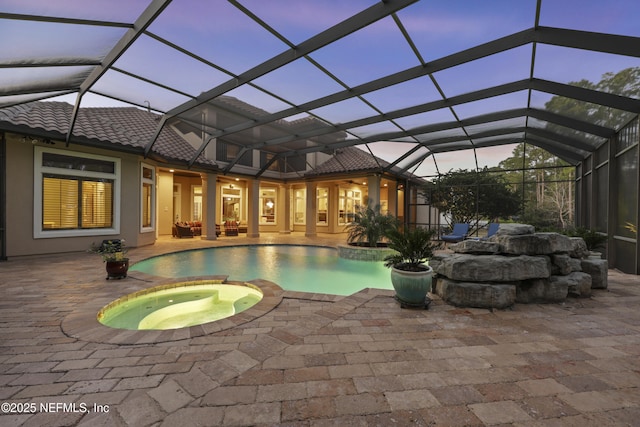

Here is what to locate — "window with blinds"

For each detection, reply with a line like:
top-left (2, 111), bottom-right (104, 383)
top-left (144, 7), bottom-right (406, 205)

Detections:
top-left (42, 176), bottom-right (113, 230)
top-left (35, 146), bottom-right (120, 238)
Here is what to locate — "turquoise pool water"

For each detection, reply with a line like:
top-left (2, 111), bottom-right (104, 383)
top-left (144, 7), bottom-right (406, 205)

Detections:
top-left (130, 245), bottom-right (392, 296)
top-left (98, 283), bottom-right (263, 330)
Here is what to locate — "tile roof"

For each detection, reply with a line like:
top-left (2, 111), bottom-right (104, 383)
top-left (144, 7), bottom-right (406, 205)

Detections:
top-left (306, 146), bottom-right (427, 183)
top-left (0, 101), bottom-right (421, 181)
top-left (0, 102), bottom-right (215, 169)
top-left (306, 146), bottom-right (388, 175)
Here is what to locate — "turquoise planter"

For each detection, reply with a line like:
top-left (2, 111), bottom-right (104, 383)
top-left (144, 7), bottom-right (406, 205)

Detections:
top-left (390, 265), bottom-right (433, 307)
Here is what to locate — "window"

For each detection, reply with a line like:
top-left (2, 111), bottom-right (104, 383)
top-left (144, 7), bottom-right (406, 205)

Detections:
top-left (141, 164), bottom-right (155, 232)
top-left (261, 152), bottom-right (281, 172)
top-left (222, 186), bottom-right (241, 222)
top-left (216, 140), bottom-right (252, 166)
top-left (338, 188), bottom-right (361, 225)
top-left (42, 176), bottom-right (113, 229)
top-left (192, 185), bottom-right (202, 221)
top-left (285, 154), bottom-right (306, 172)
top-left (317, 187), bottom-right (328, 224)
top-left (293, 188), bottom-right (305, 224)
top-left (260, 188), bottom-right (276, 224)
top-left (35, 147), bottom-right (120, 238)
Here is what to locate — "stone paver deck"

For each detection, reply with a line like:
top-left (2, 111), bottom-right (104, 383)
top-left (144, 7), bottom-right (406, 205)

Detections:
top-left (1, 233), bottom-right (639, 426)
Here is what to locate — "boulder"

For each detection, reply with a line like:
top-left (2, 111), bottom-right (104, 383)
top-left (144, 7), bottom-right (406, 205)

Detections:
top-left (494, 232), bottom-right (573, 255)
top-left (551, 254), bottom-right (572, 276)
top-left (568, 257), bottom-right (583, 272)
top-left (431, 223), bottom-right (608, 308)
top-left (581, 258), bottom-right (608, 289)
top-left (551, 272), bottom-right (592, 298)
top-left (433, 254), bottom-right (550, 282)
top-left (449, 239), bottom-right (500, 254)
top-left (515, 279), bottom-right (568, 303)
top-left (438, 278), bottom-right (515, 309)
top-left (428, 254), bottom-right (447, 274)
top-left (569, 237), bottom-right (589, 259)
top-left (495, 223), bottom-right (535, 236)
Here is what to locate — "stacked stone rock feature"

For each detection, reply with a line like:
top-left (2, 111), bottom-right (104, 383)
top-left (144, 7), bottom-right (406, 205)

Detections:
top-left (430, 224), bottom-right (607, 309)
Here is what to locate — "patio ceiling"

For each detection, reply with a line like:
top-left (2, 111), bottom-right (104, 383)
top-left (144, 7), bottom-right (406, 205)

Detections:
top-left (1, 0), bottom-right (639, 178)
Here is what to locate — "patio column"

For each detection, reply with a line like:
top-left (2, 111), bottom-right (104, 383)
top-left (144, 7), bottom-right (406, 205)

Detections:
top-left (367, 174), bottom-right (381, 207)
top-left (247, 179), bottom-right (260, 238)
top-left (305, 181), bottom-right (317, 237)
top-left (202, 172), bottom-right (217, 240)
top-left (279, 184), bottom-right (291, 234)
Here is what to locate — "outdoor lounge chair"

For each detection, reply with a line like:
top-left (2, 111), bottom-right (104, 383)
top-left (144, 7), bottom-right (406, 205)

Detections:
top-left (469, 222), bottom-right (500, 241)
top-left (441, 223), bottom-right (469, 243)
top-left (485, 222), bottom-right (500, 239)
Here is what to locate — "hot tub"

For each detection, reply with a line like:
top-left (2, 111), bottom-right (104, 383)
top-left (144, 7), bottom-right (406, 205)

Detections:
top-left (97, 281), bottom-right (263, 330)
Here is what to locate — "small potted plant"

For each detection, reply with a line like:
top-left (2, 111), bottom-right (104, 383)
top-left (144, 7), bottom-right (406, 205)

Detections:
top-left (91, 239), bottom-right (129, 280)
top-left (384, 226), bottom-right (437, 308)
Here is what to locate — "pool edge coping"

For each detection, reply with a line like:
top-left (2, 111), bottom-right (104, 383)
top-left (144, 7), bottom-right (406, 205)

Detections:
top-left (61, 274), bottom-right (286, 345)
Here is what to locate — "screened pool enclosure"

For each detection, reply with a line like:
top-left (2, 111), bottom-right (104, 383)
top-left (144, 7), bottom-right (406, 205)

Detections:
top-left (0, 0), bottom-right (639, 272)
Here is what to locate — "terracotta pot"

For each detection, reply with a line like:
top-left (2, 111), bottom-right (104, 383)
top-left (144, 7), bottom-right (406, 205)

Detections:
top-left (390, 264), bottom-right (433, 307)
top-left (105, 260), bottom-right (129, 280)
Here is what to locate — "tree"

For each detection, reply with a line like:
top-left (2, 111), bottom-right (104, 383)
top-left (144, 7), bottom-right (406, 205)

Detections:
top-left (496, 144), bottom-right (574, 229)
top-left (424, 168), bottom-right (521, 232)
top-left (495, 67), bottom-right (640, 230)
top-left (545, 67), bottom-right (640, 139)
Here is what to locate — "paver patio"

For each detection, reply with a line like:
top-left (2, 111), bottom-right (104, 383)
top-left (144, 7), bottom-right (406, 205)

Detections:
top-left (1, 234), bottom-right (639, 426)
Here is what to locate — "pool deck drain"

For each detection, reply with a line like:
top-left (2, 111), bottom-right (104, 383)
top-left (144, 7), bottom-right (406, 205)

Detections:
top-left (2, 233), bottom-right (640, 426)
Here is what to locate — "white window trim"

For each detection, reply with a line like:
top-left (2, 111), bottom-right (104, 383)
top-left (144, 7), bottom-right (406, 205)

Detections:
top-left (191, 184), bottom-right (203, 222)
top-left (293, 188), bottom-right (306, 225)
top-left (140, 163), bottom-right (155, 233)
top-left (34, 146), bottom-right (121, 239)
top-left (221, 185), bottom-right (242, 222)
top-left (338, 187), bottom-right (362, 225)
top-left (316, 187), bottom-right (328, 226)
top-left (259, 188), bottom-right (277, 225)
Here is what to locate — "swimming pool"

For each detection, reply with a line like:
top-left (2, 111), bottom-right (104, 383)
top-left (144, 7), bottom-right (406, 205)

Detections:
top-left (130, 245), bottom-right (393, 296)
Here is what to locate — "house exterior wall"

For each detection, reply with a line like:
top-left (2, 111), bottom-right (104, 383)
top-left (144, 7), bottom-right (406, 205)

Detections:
top-left (5, 133), bottom-right (154, 257)
top-left (4, 129), bottom-right (407, 257)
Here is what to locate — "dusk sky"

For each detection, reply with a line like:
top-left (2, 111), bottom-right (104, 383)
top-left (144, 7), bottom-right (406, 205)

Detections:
top-left (1, 0), bottom-right (639, 175)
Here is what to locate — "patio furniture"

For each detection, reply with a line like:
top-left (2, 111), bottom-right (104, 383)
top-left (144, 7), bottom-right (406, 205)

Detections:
top-left (224, 220), bottom-right (239, 236)
top-left (485, 222), bottom-right (500, 239)
top-left (469, 223), bottom-right (500, 241)
top-left (174, 223), bottom-right (194, 238)
top-left (441, 223), bottom-right (469, 244)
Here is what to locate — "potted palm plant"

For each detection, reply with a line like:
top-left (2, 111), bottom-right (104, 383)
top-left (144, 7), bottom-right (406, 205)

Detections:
top-left (384, 226), bottom-right (437, 308)
top-left (91, 239), bottom-right (129, 280)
